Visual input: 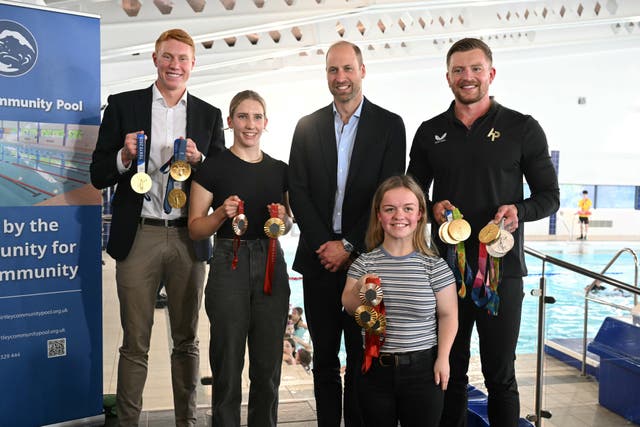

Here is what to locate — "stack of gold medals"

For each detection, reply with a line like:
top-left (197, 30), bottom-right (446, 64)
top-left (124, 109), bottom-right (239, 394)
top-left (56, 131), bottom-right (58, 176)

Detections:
top-left (438, 209), bottom-right (472, 298)
top-left (438, 214), bottom-right (472, 245)
top-left (354, 276), bottom-right (386, 336)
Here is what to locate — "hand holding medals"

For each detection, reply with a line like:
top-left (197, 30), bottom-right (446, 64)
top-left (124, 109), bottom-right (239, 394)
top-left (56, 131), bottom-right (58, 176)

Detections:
top-left (439, 210), bottom-right (471, 245)
top-left (479, 219), bottom-right (514, 258)
top-left (131, 133), bottom-right (152, 194)
top-left (354, 276), bottom-right (386, 334)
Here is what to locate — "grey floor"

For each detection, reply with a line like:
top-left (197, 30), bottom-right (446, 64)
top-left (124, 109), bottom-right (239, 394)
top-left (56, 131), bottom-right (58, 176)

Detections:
top-left (101, 255), bottom-right (637, 426)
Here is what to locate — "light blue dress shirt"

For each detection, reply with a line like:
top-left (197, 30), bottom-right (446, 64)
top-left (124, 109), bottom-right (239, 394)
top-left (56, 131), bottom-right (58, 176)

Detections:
top-left (332, 100), bottom-right (363, 234)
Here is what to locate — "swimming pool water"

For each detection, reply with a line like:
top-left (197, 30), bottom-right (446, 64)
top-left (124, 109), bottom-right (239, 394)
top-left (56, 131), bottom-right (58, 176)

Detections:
top-left (282, 236), bottom-right (639, 358)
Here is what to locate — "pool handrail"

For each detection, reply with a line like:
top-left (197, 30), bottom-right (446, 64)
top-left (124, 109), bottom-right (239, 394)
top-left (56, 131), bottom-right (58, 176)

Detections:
top-left (582, 248), bottom-right (638, 376)
top-left (523, 245), bottom-right (639, 426)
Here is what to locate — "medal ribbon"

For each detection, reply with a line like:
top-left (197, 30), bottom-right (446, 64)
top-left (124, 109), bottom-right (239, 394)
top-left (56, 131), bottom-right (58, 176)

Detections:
top-left (263, 204), bottom-right (279, 295)
top-left (231, 200), bottom-right (244, 270)
top-left (163, 139), bottom-right (187, 213)
top-left (471, 243), bottom-right (493, 309)
top-left (361, 276), bottom-right (386, 373)
top-left (175, 138), bottom-right (186, 164)
top-left (135, 133), bottom-right (146, 174)
top-left (452, 209), bottom-right (471, 298)
top-left (485, 257), bottom-right (501, 316)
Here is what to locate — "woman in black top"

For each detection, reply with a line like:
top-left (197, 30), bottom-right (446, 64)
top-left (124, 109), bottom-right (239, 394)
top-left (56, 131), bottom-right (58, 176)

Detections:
top-left (189, 90), bottom-right (293, 427)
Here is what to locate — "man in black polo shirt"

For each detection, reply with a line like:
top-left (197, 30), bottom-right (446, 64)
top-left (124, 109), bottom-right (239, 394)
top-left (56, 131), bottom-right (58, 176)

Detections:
top-left (408, 38), bottom-right (559, 427)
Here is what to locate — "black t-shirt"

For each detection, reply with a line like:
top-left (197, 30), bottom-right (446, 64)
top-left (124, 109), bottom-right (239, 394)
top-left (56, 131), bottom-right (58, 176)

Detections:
top-left (194, 149), bottom-right (288, 240)
top-left (408, 100), bottom-right (559, 276)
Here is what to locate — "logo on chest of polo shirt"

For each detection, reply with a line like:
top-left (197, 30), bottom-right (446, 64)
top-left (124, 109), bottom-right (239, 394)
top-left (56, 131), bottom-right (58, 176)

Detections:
top-left (434, 133), bottom-right (447, 144)
top-left (487, 128), bottom-right (501, 142)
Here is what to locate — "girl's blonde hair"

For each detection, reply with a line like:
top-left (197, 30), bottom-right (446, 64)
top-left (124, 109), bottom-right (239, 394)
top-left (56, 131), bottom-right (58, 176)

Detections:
top-left (365, 175), bottom-right (438, 257)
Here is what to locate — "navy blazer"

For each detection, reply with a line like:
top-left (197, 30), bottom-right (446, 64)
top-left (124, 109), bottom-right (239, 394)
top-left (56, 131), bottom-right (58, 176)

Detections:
top-left (288, 97), bottom-right (406, 276)
top-left (90, 85), bottom-right (225, 261)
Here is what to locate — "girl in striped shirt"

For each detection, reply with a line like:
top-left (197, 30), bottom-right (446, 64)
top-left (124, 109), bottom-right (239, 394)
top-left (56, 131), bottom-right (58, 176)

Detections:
top-left (342, 174), bottom-right (458, 427)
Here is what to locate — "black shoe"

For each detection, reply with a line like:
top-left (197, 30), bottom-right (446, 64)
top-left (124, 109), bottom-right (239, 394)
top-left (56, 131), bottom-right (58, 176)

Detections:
top-left (577, 236), bottom-right (583, 240)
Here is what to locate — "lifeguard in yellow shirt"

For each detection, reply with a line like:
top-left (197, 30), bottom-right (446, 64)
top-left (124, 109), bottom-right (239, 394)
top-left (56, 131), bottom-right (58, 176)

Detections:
top-left (577, 190), bottom-right (592, 240)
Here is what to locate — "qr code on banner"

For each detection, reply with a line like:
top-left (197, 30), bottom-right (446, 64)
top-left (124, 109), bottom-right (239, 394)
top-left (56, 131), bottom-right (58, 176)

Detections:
top-left (47, 338), bottom-right (67, 358)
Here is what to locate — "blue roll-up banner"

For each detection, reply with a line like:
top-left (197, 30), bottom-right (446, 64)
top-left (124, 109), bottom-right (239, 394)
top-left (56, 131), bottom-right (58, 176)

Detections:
top-left (0, 1), bottom-right (102, 426)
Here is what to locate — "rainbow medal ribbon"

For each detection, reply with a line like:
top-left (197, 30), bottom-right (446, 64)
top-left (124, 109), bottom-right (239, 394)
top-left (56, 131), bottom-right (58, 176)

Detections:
top-left (263, 204), bottom-right (285, 295)
top-left (130, 133), bottom-right (152, 194)
top-left (477, 219), bottom-right (513, 315)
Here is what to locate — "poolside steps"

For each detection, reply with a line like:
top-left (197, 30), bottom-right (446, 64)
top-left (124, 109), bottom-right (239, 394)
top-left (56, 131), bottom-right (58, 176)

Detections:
top-left (544, 337), bottom-right (600, 378)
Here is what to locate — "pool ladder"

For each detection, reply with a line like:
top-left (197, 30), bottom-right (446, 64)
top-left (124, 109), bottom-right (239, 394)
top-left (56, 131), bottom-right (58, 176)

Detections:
top-left (524, 245), bottom-right (640, 426)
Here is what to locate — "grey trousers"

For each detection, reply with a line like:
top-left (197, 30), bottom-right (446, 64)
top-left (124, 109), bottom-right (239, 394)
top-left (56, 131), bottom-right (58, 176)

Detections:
top-left (206, 238), bottom-right (290, 427)
top-left (115, 223), bottom-right (205, 427)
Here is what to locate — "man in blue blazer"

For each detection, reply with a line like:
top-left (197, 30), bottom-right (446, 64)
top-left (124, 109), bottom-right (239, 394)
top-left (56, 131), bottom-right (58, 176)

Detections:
top-left (288, 41), bottom-right (406, 426)
top-left (90, 29), bottom-right (224, 427)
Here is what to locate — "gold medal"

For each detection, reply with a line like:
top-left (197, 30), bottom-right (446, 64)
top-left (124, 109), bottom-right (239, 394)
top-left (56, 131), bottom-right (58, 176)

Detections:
top-left (371, 314), bottom-right (387, 335)
top-left (264, 217), bottom-right (285, 238)
top-left (479, 222), bottom-right (501, 244)
top-left (130, 172), bottom-right (152, 194)
top-left (439, 222), bottom-right (460, 245)
top-left (448, 218), bottom-right (471, 241)
top-left (354, 305), bottom-right (378, 329)
top-left (359, 282), bottom-right (383, 306)
top-left (170, 160), bottom-right (191, 182)
top-left (168, 188), bottom-right (187, 208)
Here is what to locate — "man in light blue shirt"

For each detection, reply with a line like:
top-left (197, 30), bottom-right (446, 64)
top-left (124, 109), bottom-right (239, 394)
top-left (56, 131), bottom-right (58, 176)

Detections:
top-left (288, 40), bottom-right (406, 426)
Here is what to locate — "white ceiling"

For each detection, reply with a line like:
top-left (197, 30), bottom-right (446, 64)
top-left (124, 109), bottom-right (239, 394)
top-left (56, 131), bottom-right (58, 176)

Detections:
top-left (15, 0), bottom-right (640, 102)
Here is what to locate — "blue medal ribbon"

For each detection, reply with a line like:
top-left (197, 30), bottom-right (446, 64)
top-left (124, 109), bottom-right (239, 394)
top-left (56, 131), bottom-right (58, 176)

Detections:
top-left (136, 133), bottom-right (145, 173)
top-left (162, 138), bottom-right (187, 213)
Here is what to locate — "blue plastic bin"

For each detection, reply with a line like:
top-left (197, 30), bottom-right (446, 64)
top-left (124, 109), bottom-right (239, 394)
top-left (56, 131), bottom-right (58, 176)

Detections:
top-left (587, 316), bottom-right (640, 424)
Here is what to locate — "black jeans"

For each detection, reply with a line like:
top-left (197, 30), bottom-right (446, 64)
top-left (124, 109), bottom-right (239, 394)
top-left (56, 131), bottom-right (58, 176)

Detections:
top-left (358, 347), bottom-right (444, 427)
top-left (303, 269), bottom-right (364, 427)
top-left (206, 239), bottom-right (290, 427)
top-left (440, 276), bottom-right (524, 427)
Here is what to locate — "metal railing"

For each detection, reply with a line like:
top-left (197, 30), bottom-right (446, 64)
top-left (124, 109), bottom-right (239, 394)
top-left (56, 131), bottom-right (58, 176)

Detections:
top-left (523, 245), bottom-right (640, 426)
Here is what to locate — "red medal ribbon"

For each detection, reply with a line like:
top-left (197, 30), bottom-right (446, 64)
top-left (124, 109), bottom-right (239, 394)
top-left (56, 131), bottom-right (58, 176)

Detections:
top-left (263, 204), bottom-right (279, 295)
top-left (362, 277), bottom-right (386, 373)
top-left (231, 200), bottom-right (244, 270)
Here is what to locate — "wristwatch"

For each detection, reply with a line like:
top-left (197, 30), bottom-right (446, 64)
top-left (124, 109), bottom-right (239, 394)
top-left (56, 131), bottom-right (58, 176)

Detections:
top-left (342, 238), bottom-right (354, 253)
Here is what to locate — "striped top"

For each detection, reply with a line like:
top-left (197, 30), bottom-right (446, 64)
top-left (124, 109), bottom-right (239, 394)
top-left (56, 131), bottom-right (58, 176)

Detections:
top-left (348, 246), bottom-right (454, 353)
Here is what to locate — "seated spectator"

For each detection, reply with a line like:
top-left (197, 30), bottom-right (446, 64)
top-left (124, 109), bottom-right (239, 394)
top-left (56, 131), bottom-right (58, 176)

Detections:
top-left (295, 348), bottom-right (312, 372)
top-left (290, 306), bottom-right (308, 333)
top-left (283, 338), bottom-right (296, 365)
